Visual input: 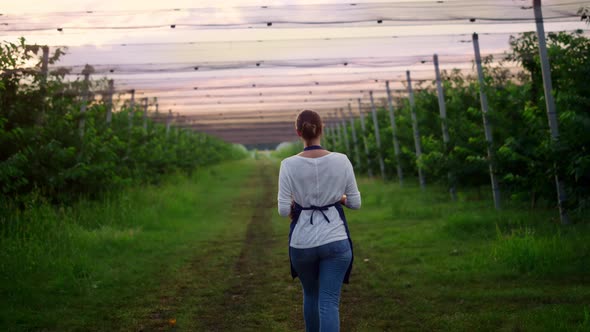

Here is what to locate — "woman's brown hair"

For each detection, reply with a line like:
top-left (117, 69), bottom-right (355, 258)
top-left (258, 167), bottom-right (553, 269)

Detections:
top-left (296, 110), bottom-right (323, 140)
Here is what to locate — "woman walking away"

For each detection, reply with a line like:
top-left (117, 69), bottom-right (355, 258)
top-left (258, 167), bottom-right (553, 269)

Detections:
top-left (277, 110), bottom-right (361, 332)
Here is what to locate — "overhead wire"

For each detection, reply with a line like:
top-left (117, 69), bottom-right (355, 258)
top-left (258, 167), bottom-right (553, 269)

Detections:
top-left (1, 0), bottom-right (585, 32)
top-left (3, 0), bottom-right (588, 143)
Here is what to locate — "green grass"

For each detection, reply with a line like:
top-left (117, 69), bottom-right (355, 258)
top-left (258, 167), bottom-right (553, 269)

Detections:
top-left (1, 160), bottom-right (588, 331)
top-left (0, 160), bottom-right (258, 331)
top-left (173, 160), bottom-right (590, 332)
top-left (343, 177), bottom-right (590, 331)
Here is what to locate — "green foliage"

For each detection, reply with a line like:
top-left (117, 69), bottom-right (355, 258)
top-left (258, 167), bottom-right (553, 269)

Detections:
top-left (328, 31), bottom-right (590, 215)
top-left (0, 38), bottom-right (248, 204)
top-left (271, 141), bottom-right (303, 159)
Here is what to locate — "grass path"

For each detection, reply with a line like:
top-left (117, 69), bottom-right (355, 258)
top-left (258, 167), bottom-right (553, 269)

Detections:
top-left (133, 159), bottom-right (366, 331)
top-left (134, 160), bottom-right (290, 331)
top-left (129, 161), bottom-right (271, 332)
top-left (195, 161), bottom-right (292, 331)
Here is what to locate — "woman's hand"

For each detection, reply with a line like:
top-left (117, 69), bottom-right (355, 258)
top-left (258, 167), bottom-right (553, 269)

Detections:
top-left (340, 194), bottom-right (347, 206)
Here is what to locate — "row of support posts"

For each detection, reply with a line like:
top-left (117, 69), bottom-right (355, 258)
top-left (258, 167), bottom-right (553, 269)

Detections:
top-left (323, 0), bottom-right (567, 223)
top-left (40, 47), bottom-right (135, 132)
top-left (39, 0), bottom-right (570, 224)
top-left (73, 72), bottom-right (165, 141)
top-left (27, 47), bottom-right (181, 151)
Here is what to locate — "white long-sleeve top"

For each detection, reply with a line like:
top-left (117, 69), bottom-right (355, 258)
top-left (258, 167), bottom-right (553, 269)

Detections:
top-left (278, 152), bottom-right (361, 249)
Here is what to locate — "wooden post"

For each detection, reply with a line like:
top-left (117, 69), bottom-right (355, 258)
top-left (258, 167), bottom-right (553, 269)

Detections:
top-left (433, 54), bottom-right (456, 200)
top-left (166, 109), bottom-right (172, 138)
top-left (128, 89), bottom-right (135, 133)
top-left (39, 46), bottom-right (50, 124)
top-left (324, 125), bottom-right (331, 150)
top-left (125, 90), bottom-right (135, 155)
top-left (329, 124), bottom-right (336, 151)
top-left (337, 111), bottom-right (345, 151)
top-left (358, 98), bottom-right (373, 177)
top-left (533, 0), bottom-right (569, 224)
top-left (106, 80), bottom-right (114, 125)
top-left (175, 114), bottom-right (180, 143)
top-left (40, 46), bottom-right (49, 95)
top-left (328, 124), bottom-right (334, 150)
top-left (339, 108), bottom-right (351, 157)
top-left (473, 33), bottom-right (501, 210)
top-left (78, 65), bottom-right (92, 138)
top-left (369, 91), bottom-right (386, 181)
top-left (41, 46), bottom-right (49, 82)
top-left (333, 113), bottom-right (343, 151)
top-left (40, 46), bottom-right (49, 94)
top-left (385, 81), bottom-right (404, 185)
top-left (327, 115), bottom-right (335, 150)
top-left (142, 97), bottom-right (149, 133)
top-left (347, 103), bottom-right (362, 170)
top-left (407, 71), bottom-right (426, 189)
top-left (331, 121), bottom-right (338, 151)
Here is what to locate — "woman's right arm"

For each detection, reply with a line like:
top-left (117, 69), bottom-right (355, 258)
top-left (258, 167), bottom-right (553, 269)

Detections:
top-left (277, 161), bottom-right (293, 217)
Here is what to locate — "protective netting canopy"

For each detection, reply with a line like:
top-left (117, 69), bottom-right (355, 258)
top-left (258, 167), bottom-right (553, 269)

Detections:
top-left (2, 1), bottom-right (585, 30)
top-left (1, 0), bottom-right (588, 145)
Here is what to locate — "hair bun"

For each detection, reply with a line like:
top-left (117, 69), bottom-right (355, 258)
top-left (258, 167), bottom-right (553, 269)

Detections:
top-left (296, 110), bottom-right (323, 140)
top-left (301, 122), bottom-right (317, 138)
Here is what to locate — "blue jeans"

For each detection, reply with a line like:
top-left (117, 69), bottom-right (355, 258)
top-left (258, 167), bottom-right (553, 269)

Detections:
top-left (290, 239), bottom-right (352, 332)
